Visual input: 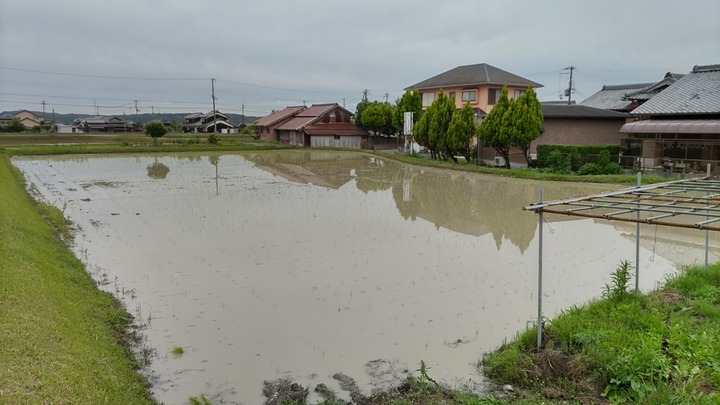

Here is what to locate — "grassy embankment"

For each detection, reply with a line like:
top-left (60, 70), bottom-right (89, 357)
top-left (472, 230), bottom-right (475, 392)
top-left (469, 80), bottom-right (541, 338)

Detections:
top-left (0, 152), bottom-right (155, 404)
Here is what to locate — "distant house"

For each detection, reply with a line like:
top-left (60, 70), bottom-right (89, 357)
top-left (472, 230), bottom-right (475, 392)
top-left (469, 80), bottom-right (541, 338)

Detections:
top-left (580, 72), bottom-right (683, 112)
top-left (0, 110), bottom-right (44, 128)
top-left (183, 111), bottom-right (235, 133)
top-left (256, 103), bottom-right (369, 149)
top-left (0, 113), bottom-right (13, 126)
top-left (255, 106), bottom-right (306, 141)
top-left (405, 63), bottom-right (542, 116)
top-left (619, 64), bottom-right (720, 173)
top-left (147, 119), bottom-right (174, 131)
top-left (72, 115), bottom-right (133, 133)
top-left (14, 110), bottom-right (43, 128)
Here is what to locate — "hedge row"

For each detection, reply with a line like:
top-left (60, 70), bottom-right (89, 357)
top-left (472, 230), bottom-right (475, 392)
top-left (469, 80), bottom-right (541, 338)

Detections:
top-left (536, 144), bottom-right (622, 161)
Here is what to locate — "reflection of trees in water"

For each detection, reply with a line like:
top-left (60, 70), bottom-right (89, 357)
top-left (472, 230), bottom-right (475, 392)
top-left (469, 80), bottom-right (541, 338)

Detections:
top-left (388, 167), bottom-right (538, 252)
top-left (241, 150), bottom-right (545, 251)
top-left (146, 161), bottom-right (170, 180)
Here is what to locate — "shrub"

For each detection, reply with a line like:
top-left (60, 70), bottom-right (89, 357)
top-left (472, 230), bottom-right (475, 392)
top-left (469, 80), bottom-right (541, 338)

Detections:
top-left (546, 150), bottom-right (572, 173)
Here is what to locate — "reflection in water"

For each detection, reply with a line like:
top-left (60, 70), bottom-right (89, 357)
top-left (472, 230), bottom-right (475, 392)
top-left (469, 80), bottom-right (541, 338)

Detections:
top-left (146, 161), bottom-right (170, 180)
top-left (12, 151), bottom-right (708, 404)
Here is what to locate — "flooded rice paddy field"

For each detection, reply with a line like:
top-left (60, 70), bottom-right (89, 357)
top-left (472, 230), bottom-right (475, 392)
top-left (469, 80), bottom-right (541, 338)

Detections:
top-left (14, 151), bottom-right (720, 404)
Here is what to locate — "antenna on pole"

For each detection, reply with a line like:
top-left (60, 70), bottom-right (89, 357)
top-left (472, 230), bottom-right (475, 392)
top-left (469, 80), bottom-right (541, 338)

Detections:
top-left (211, 78), bottom-right (217, 133)
top-left (564, 66), bottom-right (575, 105)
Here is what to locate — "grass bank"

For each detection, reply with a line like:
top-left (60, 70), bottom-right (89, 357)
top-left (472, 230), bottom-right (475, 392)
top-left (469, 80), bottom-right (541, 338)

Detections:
top-left (483, 262), bottom-right (720, 404)
top-left (0, 153), bottom-right (155, 404)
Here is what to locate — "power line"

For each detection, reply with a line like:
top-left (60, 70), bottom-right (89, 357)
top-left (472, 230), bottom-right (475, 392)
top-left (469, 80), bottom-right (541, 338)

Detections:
top-left (0, 66), bottom-right (205, 81)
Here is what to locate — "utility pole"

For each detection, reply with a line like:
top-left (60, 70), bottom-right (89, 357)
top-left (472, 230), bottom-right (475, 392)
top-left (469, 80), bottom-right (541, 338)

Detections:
top-left (42, 100), bottom-right (46, 119)
top-left (362, 89), bottom-right (369, 101)
top-left (211, 78), bottom-right (217, 133)
top-left (151, 106), bottom-right (154, 114)
top-left (342, 98), bottom-right (345, 108)
top-left (134, 100), bottom-right (139, 114)
top-left (384, 93), bottom-right (389, 103)
top-left (241, 103), bottom-right (245, 125)
top-left (564, 66), bottom-right (575, 105)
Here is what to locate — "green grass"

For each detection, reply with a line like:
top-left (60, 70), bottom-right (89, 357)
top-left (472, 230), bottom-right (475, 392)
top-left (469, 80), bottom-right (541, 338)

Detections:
top-left (0, 153), bottom-right (155, 404)
top-left (483, 263), bottom-right (720, 404)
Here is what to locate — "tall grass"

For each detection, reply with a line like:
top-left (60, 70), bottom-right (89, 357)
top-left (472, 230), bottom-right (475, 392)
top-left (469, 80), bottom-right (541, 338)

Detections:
top-left (0, 153), bottom-right (155, 404)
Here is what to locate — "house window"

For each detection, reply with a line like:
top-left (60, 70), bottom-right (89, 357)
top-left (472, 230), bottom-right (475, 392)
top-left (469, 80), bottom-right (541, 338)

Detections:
top-left (461, 90), bottom-right (477, 102)
top-left (421, 92), bottom-right (435, 107)
top-left (449, 92), bottom-right (456, 100)
top-left (514, 89), bottom-right (526, 99)
top-left (334, 135), bottom-right (340, 140)
top-left (488, 88), bottom-right (502, 104)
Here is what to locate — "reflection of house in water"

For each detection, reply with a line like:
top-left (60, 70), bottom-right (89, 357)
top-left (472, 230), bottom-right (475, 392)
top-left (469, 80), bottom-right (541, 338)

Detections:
top-left (246, 151), bottom-right (367, 189)
top-left (245, 151), bottom-right (616, 253)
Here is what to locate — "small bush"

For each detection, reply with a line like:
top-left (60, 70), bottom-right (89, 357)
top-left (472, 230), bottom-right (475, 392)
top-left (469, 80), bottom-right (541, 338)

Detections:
top-left (207, 134), bottom-right (219, 144)
top-left (546, 150), bottom-right (572, 173)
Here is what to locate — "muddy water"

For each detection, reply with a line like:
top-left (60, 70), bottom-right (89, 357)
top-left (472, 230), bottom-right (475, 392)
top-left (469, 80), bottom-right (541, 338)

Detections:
top-left (14, 151), bottom-right (719, 404)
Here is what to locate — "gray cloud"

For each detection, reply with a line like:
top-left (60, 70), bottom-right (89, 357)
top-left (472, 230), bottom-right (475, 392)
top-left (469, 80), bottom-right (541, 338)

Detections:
top-left (1, 0), bottom-right (718, 116)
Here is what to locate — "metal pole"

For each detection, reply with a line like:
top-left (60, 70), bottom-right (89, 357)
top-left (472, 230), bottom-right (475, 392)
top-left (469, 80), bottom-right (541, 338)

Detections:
top-left (537, 183), bottom-right (544, 352)
top-left (635, 172), bottom-right (641, 292)
top-left (707, 164), bottom-right (711, 271)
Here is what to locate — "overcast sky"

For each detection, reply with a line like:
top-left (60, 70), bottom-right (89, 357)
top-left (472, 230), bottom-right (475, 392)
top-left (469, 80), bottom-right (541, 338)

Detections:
top-left (1, 0), bottom-right (719, 117)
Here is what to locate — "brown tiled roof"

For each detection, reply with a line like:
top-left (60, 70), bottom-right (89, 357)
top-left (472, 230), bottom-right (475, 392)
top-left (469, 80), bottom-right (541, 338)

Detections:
top-left (276, 116), bottom-right (315, 131)
top-left (255, 106), bottom-right (306, 126)
top-left (296, 103), bottom-right (338, 117)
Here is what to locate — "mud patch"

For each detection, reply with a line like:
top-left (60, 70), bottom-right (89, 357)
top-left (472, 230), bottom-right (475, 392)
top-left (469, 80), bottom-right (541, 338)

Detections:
top-left (262, 378), bottom-right (309, 405)
top-left (80, 180), bottom-right (123, 189)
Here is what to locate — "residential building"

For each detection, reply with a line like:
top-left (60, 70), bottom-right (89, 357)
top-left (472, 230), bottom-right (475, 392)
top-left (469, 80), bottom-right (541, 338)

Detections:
top-left (536, 104), bottom-right (630, 147)
top-left (619, 64), bottom-right (720, 173)
top-left (580, 72), bottom-right (683, 112)
top-left (255, 106), bottom-right (306, 141)
top-left (256, 103), bottom-right (369, 149)
top-left (0, 110), bottom-right (43, 128)
top-left (404, 63), bottom-right (542, 116)
top-left (477, 103), bottom-right (630, 165)
top-left (72, 115), bottom-right (133, 133)
top-left (183, 111), bottom-right (235, 133)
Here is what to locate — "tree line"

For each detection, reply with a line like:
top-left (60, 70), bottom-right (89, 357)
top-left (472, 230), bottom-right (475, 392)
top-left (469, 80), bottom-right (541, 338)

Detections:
top-left (354, 85), bottom-right (543, 168)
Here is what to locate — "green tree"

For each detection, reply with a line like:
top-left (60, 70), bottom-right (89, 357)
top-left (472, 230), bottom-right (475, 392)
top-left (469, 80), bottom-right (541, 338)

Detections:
top-left (392, 90), bottom-right (422, 136)
top-left (427, 91), bottom-right (455, 161)
top-left (4, 117), bottom-right (26, 133)
top-left (447, 102), bottom-right (477, 162)
top-left (509, 87), bottom-right (543, 165)
top-left (354, 99), bottom-right (371, 128)
top-left (479, 85), bottom-right (512, 168)
top-left (361, 101), bottom-right (395, 137)
top-left (412, 111), bottom-right (429, 152)
top-left (144, 122), bottom-right (167, 145)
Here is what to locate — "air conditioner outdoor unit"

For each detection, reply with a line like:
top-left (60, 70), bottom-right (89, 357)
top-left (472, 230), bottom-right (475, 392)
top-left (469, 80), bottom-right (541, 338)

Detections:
top-left (493, 156), bottom-right (506, 167)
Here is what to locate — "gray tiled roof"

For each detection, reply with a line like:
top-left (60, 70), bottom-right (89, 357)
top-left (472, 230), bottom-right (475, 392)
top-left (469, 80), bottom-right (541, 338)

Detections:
top-left (579, 83), bottom-right (651, 110)
top-left (541, 104), bottom-right (629, 119)
top-left (623, 72), bottom-right (684, 101)
top-left (405, 63), bottom-right (542, 90)
top-left (631, 65), bottom-right (720, 115)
